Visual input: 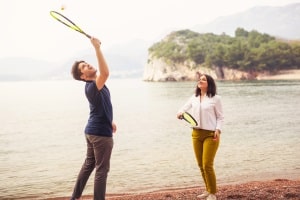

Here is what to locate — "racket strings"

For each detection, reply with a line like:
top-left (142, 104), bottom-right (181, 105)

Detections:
top-left (50, 11), bottom-right (82, 32)
top-left (50, 11), bottom-right (91, 39)
top-left (183, 112), bottom-right (198, 126)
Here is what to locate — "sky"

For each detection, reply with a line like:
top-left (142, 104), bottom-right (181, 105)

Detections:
top-left (0, 0), bottom-right (299, 63)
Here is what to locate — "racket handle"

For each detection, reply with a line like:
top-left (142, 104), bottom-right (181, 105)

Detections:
top-left (85, 33), bottom-right (91, 39)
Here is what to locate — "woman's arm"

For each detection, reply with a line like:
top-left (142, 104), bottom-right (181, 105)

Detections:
top-left (177, 96), bottom-right (193, 119)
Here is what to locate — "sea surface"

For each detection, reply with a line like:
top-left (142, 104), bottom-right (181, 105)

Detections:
top-left (0, 79), bottom-right (299, 199)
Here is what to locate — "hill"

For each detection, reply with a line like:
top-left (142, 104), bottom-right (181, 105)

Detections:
top-left (143, 29), bottom-right (300, 81)
top-left (0, 39), bottom-right (149, 81)
top-left (192, 3), bottom-right (300, 40)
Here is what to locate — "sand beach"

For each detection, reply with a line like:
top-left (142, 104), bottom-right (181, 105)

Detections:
top-left (48, 179), bottom-right (300, 200)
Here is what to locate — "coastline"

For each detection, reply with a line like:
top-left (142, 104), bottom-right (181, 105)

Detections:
top-left (48, 179), bottom-right (300, 200)
top-left (256, 69), bottom-right (300, 80)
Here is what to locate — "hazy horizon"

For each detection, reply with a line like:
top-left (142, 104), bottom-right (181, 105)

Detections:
top-left (1, 0), bottom-right (299, 63)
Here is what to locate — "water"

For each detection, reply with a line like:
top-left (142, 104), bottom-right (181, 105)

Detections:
top-left (0, 79), bottom-right (299, 199)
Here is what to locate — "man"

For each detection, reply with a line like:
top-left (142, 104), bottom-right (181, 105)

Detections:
top-left (70, 37), bottom-right (116, 200)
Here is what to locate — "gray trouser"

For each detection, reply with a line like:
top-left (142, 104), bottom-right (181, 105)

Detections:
top-left (71, 134), bottom-right (113, 200)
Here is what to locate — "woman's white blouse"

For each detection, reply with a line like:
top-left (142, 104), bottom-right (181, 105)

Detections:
top-left (178, 94), bottom-right (224, 131)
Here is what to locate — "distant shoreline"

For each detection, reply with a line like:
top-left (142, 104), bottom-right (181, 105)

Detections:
top-left (256, 69), bottom-right (300, 80)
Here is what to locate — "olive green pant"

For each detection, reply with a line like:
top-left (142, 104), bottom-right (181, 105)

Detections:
top-left (192, 129), bottom-right (219, 194)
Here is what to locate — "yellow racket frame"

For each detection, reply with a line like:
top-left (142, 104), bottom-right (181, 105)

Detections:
top-left (50, 11), bottom-right (91, 39)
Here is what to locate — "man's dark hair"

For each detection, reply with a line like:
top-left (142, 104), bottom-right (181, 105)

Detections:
top-left (71, 60), bottom-right (85, 81)
top-left (195, 74), bottom-right (217, 97)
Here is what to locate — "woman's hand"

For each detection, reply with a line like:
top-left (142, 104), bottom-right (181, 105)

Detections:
top-left (177, 112), bottom-right (183, 119)
top-left (213, 129), bottom-right (221, 140)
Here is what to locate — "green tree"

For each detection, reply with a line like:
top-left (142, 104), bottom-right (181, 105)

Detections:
top-left (148, 28), bottom-right (300, 72)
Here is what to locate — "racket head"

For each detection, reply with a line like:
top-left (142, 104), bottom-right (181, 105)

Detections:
top-left (49, 11), bottom-right (91, 38)
top-left (182, 112), bottom-right (198, 126)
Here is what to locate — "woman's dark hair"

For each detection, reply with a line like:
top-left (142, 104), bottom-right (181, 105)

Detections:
top-left (71, 60), bottom-right (85, 81)
top-left (195, 74), bottom-right (217, 97)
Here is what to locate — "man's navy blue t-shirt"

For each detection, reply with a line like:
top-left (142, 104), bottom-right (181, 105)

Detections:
top-left (84, 81), bottom-right (113, 137)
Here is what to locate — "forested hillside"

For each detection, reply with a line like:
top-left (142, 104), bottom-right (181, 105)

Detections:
top-left (148, 28), bottom-right (300, 77)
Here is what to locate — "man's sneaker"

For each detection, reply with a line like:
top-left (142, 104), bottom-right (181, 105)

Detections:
top-left (206, 194), bottom-right (217, 200)
top-left (196, 191), bottom-right (209, 199)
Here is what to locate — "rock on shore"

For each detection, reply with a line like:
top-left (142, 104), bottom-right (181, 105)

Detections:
top-left (143, 57), bottom-right (300, 81)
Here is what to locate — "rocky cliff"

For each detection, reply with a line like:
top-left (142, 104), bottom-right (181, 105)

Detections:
top-left (143, 56), bottom-right (256, 81)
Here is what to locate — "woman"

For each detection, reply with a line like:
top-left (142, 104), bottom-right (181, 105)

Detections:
top-left (177, 74), bottom-right (224, 200)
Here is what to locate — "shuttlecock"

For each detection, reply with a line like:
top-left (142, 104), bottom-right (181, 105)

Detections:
top-left (61, 4), bottom-right (66, 10)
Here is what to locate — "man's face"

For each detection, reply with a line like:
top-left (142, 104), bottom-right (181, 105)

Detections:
top-left (78, 62), bottom-right (97, 80)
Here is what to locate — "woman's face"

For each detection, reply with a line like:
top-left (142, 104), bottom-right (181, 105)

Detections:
top-left (197, 75), bottom-right (208, 90)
